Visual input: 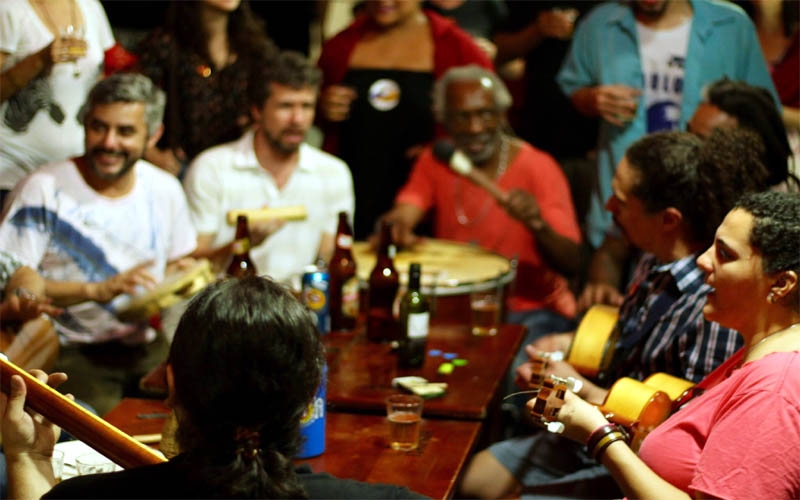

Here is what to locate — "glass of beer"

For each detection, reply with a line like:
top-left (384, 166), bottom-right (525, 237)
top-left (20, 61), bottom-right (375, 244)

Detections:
top-left (470, 286), bottom-right (501, 336)
top-left (385, 394), bottom-right (423, 451)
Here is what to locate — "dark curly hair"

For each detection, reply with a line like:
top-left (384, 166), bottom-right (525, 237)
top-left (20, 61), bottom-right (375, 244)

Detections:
top-left (626, 129), bottom-right (769, 247)
top-left (168, 276), bottom-right (324, 498)
top-left (705, 78), bottom-right (796, 188)
top-left (734, 191), bottom-right (800, 277)
top-left (165, 1), bottom-right (277, 65)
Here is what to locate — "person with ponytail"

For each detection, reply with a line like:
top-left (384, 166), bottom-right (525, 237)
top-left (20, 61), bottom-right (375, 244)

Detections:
top-left (1, 276), bottom-right (425, 499)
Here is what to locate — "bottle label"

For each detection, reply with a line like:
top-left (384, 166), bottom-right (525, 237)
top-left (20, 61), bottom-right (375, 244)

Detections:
top-left (231, 238), bottom-right (250, 255)
top-left (341, 276), bottom-right (359, 318)
top-left (336, 234), bottom-right (353, 249)
top-left (407, 312), bottom-right (429, 339)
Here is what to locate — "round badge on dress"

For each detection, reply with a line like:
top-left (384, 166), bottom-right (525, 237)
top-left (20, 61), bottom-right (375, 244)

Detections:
top-left (368, 79), bottom-right (401, 111)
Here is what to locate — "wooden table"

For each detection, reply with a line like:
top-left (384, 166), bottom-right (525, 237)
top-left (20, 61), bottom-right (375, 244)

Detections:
top-left (104, 398), bottom-right (481, 499)
top-left (324, 323), bottom-right (525, 420)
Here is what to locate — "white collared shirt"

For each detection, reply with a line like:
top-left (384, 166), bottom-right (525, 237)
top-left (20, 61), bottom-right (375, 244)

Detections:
top-left (183, 130), bottom-right (354, 284)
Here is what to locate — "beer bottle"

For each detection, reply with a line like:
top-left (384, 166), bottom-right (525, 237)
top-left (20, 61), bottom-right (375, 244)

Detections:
top-left (329, 212), bottom-right (358, 331)
top-left (366, 220), bottom-right (400, 342)
top-left (398, 262), bottom-right (429, 368)
top-left (226, 215), bottom-right (257, 278)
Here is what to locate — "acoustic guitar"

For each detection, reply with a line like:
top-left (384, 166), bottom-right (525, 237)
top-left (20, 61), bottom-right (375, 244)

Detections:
top-left (564, 304), bottom-right (620, 377)
top-left (528, 305), bottom-right (695, 449)
top-left (0, 315), bottom-right (59, 372)
top-left (0, 356), bottom-right (166, 469)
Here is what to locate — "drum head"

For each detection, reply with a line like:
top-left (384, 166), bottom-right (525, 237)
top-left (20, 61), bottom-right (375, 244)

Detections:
top-left (352, 238), bottom-right (512, 295)
top-left (117, 259), bottom-right (214, 321)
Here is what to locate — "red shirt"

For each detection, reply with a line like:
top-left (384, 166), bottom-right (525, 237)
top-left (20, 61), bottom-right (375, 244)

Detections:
top-left (317, 10), bottom-right (494, 155)
top-left (396, 142), bottom-right (580, 317)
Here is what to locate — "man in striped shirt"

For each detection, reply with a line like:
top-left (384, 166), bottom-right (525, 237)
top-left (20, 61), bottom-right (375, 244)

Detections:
top-left (459, 128), bottom-right (770, 499)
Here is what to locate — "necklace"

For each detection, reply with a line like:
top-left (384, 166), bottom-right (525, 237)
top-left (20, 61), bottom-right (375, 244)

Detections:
top-left (454, 136), bottom-right (509, 227)
top-left (37, 0), bottom-right (77, 37)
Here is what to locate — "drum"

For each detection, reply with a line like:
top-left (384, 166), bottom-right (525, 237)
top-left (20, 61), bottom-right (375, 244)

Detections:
top-left (352, 239), bottom-right (515, 321)
top-left (117, 259), bottom-right (215, 322)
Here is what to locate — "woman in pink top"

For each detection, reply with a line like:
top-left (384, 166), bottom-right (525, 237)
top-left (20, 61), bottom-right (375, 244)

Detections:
top-left (536, 191), bottom-right (800, 499)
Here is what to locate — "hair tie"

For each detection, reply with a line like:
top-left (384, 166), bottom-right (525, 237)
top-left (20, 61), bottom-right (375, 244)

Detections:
top-left (234, 427), bottom-right (261, 460)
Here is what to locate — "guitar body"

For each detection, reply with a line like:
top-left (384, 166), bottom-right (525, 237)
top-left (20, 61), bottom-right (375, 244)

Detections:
top-left (0, 315), bottom-right (60, 372)
top-left (643, 372), bottom-right (695, 402)
top-left (530, 306), bottom-right (697, 448)
top-left (566, 305), bottom-right (619, 377)
top-left (603, 377), bottom-right (673, 450)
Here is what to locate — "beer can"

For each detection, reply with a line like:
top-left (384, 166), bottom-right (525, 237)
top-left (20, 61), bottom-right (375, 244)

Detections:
top-left (302, 265), bottom-right (330, 334)
top-left (296, 363), bottom-right (326, 458)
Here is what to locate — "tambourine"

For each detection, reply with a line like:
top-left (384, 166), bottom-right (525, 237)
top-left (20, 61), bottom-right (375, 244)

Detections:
top-left (117, 259), bottom-right (215, 322)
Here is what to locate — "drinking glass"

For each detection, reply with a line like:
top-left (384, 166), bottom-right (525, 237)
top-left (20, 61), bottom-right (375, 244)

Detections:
top-left (385, 394), bottom-right (423, 451)
top-left (75, 453), bottom-right (115, 475)
top-left (59, 24), bottom-right (86, 78)
top-left (470, 285), bottom-right (501, 336)
top-left (51, 449), bottom-right (64, 483)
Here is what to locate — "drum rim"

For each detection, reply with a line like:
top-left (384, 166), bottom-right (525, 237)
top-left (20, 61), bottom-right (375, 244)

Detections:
top-left (352, 238), bottom-right (515, 296)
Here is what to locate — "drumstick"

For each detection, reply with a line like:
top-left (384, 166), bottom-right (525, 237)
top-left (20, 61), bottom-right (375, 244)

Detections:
top-left (432, 140), bottom-right (507, 204)
top-left (226, 206), bottom-right (307, 225)
top-left (0, 355), bottom-right (166, 469)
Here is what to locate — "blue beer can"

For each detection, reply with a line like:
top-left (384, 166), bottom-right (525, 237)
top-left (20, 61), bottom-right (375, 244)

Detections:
top-left (296, 363), bottom-right (326, 458)
top-left (302, 265), bottom-right (330, 334)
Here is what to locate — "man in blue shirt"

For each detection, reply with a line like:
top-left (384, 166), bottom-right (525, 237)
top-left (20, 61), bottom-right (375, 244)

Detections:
top-left (557, 0), bottom-right (777, 249)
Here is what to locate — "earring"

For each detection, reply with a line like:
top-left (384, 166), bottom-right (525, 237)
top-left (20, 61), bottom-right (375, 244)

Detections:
top-left (767, 292), bottom-right (776, 304)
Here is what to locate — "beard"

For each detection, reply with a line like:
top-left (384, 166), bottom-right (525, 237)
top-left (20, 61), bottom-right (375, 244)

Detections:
top-left (261, 127), bottom-right (305, 156)
top-left (86, 145), bottom-right (142, 181)
top-left (455, 131), bottom-right (501, 166)
top-left (633, 0), bottom-right (670, 19)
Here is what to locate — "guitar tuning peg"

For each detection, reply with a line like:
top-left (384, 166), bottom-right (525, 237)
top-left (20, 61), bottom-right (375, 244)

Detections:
top-left (566, 377), bottom-right (583, 394)
top-left (549, 350), bottom-right (564, 362)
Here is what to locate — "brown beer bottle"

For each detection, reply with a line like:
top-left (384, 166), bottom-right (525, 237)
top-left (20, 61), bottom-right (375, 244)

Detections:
top-left (366, 220), bottom-right (400, 342)
top-left (226, 215), bottom-right (257, 278)
top-left (329, 212), bottom-right (358, 331)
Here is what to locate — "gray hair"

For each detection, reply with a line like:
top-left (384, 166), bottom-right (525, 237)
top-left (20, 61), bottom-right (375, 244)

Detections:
top-left (80, 73), bottom-right (166, 136)
top-left (432, 65), bottom-right (512, 123)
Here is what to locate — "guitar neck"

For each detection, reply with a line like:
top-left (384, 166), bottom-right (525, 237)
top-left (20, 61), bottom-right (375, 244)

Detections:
top-left (0, 357), bottom-right (166, 469)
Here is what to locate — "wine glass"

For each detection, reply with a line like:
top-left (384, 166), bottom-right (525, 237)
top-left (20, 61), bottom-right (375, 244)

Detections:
top-left (59, 24), bottom-right (86, 78)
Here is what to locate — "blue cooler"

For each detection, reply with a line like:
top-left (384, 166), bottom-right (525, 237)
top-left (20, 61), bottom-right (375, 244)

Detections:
top-left (296, 363), bottom-right (326, 458)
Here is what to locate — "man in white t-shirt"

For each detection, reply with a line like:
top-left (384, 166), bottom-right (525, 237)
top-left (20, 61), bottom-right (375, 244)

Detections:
top-left (184, 51), bottom-right (354, 286)
top-left (0, 73), bottom-right (197, 414)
